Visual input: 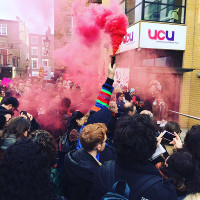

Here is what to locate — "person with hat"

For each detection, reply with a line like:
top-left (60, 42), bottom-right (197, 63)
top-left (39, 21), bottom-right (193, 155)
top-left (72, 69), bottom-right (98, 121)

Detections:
top-left (0, 97), bottom-right (19, 114)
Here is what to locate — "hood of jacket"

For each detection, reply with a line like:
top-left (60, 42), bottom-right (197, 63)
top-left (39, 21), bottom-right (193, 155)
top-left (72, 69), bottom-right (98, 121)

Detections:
top-left (64, 149), bottom-right (100, 184)
top-left (1, 134), bottom-right (17, 151)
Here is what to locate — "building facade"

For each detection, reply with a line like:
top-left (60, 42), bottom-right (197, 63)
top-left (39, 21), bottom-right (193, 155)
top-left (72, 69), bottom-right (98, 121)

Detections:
top-left (29, 27), bottom-right (54, 77)
top-left (0, 18), bottom-right (29, 78)
top-left (102, 0), bottom-right (200, 128)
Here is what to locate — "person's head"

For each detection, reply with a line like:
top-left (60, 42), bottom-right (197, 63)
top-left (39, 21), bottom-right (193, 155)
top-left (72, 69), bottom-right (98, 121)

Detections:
top-left (1, 97), bottom-right (19, 112)
top-left (123, 102), bottom-right (136, 116)
top-left (80, 123), bottom-right (107, 152)
top-left (0, 116), bottom-right (31, 141)
top-left (0, 89), bottom-right (5, 97)
top-left (0, 139), bottom-right (56, 200)
top-left (60, 97), bottom-right (71, 109)
top-left (113, 114), bottom-right (157, 163)
top-left (116, 92), bottom-right (124, 101)
top-left (108, 101), bottom-right (118, 114)
top-left (140, 110), bottom-right (153, 120)
top-left (129, 88), bottom-right (135, 97)
top-left (165, 121), bottom-right (181, 135)
top-left (184, 125), bottom-right (200, 164)
top-left (160, 148), bottom-right (200, 196)
top-left (30, 130), bottom-right (57, 166)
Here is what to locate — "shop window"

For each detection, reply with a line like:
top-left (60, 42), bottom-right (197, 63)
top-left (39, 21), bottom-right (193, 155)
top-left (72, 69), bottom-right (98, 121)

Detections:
top-left (0, 24), bottom-right (7, 35)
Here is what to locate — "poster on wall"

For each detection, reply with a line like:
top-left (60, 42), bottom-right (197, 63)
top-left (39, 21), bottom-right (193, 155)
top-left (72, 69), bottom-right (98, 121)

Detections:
top-left (114, 68), bottom-right (130, 89)
top-left (140, 22), bottom-right (187, 50)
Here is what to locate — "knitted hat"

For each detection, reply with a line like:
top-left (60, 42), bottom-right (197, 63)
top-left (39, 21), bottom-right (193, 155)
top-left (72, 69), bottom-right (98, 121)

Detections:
top-left (129, 88), bottom-right (135, 94)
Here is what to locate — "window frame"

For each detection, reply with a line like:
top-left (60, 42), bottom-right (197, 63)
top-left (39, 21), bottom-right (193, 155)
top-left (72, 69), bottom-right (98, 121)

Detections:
top-left (0, 24), bottom-right (7, 36)
top-left (32, 58), bottom-right (38, 69)
top-left (125, 0), bottom-right (187, 25)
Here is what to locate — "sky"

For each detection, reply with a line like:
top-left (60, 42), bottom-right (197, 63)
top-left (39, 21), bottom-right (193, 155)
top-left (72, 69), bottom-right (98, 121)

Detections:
top-left (0, 0), bottom-right (54, 34)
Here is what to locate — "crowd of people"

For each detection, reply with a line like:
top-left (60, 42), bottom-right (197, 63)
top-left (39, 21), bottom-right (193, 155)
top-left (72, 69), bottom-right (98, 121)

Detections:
top-left (0, 64), bottom-right (200, 200)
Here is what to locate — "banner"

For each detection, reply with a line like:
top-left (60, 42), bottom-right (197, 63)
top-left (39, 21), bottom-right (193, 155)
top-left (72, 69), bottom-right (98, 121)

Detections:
top-left (43, 66), bottom-right (51, 80)
top-left (114, 68), bottom-right (130, 89)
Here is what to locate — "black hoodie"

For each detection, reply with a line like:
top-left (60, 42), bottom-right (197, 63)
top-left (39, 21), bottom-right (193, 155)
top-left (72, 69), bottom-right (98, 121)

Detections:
top-left (63, 149), bottom-right (101, 200)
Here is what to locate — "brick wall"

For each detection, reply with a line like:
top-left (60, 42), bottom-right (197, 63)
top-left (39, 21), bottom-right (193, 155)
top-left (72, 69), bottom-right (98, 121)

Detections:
top-left (180, 0), bottom-right (200, 128)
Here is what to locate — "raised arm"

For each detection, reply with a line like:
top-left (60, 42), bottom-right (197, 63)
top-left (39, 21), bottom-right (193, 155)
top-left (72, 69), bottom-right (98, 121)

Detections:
top-left (91, 64), bottom-right (116, 112)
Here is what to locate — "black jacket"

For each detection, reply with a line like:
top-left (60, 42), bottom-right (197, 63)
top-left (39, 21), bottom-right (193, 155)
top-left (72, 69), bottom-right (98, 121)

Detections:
top-left (63, 149), bottom-right (101, 200)
top-left (89, 160), bottom-right (178, 200)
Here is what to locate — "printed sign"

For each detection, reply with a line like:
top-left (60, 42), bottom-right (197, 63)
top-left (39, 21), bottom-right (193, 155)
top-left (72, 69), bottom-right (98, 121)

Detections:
top-left (38, 67), bottom-right (44, 79)
top-left (119, 23), bottom-right (140, 53)
top-left (140, 22), bottom-right (187, 50)
top-left (114, 68), bottom-right (130, 89)
top-left (43, 66), bottom-right (51, 80)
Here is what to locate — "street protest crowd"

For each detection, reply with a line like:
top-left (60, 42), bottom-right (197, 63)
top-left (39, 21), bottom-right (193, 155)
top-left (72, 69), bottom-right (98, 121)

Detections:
top-left (0, 64), bottom-right (200, 200)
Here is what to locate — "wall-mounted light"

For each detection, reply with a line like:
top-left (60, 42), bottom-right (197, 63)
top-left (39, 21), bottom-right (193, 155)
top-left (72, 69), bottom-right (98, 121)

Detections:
top-left (197, 73), bottom-right (200, 78)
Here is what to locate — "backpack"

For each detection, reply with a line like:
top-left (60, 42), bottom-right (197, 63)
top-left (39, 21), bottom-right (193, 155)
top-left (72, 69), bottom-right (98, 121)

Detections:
top-left (101, 180), bottom-right (130, 200)
top-left (59, 128), bottom-right (78, 153)
top-left (102, 160), bottom-right (163, 200)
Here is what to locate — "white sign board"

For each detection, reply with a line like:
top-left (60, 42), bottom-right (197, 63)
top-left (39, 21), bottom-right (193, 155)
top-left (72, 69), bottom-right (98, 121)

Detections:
top-left (119, 23), bottom-right (140, 53)
top-left (114, 68), bottom-right (130, 88)
top-left (43, 66), bottom-right (51, 80)
top-left (140, 22), bottom-right (187, 50)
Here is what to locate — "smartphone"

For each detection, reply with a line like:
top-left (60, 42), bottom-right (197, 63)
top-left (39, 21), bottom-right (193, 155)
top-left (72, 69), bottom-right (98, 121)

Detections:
top-left (20, 110), bottom-right (29, 120)
top-left (160, 130), bottom-right (176, 142)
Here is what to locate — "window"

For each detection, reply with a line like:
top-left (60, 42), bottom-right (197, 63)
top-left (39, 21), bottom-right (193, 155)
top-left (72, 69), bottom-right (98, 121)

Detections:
top-left (42, 47), bottom-right (48, 56)
top-left (126, 0), bottom-right (142, 25)
top-left (31, 47), bottom-right (38, 56)
top-left (31, 36), bottom-right (38, 44)
top-left (125, 0), bottom-right (186, 24)
top-left (32, 59), bottom-right (38, 69)
top-left (0, 24), bottom-right (7, 35)
top-left (42, 59), bottom-right (48, 66)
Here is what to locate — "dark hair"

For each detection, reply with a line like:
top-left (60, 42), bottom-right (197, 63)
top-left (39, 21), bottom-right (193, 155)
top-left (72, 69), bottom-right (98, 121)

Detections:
top-left (160, 148), bottom-right (200, 196)
top-left (0, 116), bottom-right (30, 143)
top-left (116, 92), bottom-right (123, 100)
top-left (165, 121), bottom-right (181, 134)
top-left (0, 139), bottom-right (56, 200)
top-left (113, 114), bottom-right (157, 163)
top-left (1, 97), bottom-right (19, 109)
top-left (61, 97), bottom-right (71, 109)
top-left (184, 125), bottom-right (200, 164)
top-left (123, 102), bottom-right (134, 114)
top-left (30, 130), bottom-right (57, 166)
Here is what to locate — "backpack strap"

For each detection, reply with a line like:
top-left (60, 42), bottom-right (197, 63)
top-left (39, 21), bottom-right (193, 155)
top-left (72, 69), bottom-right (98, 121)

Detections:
top-left (133, 174), bottom-right (162, 199)
top-left (112, 180), bottom-right (130, 199)
top-left (105, 160), bottom-right (115, 191)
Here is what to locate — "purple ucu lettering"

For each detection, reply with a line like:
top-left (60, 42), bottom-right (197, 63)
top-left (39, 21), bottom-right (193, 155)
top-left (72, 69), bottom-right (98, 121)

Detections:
top-left (148, 29), bottom-right (175, 41)
top-left (122, 32), bottom-right (134, 44)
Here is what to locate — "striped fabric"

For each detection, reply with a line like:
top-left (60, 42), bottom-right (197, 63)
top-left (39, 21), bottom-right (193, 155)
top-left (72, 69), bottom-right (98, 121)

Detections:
top-left (92, 78), bottom-right (114, 111)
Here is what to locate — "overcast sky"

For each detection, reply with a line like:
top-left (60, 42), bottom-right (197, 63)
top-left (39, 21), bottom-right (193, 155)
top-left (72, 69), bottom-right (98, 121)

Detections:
top-left (0, 0), bottom-right (54, 34)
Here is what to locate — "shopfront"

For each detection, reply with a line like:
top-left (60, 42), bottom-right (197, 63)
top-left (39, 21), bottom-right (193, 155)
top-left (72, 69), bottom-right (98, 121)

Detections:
top-left (116, 21), bottom-right (187, 121)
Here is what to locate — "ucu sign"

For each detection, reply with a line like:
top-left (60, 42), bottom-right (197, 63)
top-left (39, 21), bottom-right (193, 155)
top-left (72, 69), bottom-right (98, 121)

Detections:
top-left (148, 29), bottom-right (175, 41)
top-left (122, 32), bottom-right (134, 44)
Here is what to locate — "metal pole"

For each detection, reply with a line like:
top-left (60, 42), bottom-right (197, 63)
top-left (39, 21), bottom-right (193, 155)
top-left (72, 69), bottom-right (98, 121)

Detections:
top-left (168, 110), bottom-right (200, 121)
